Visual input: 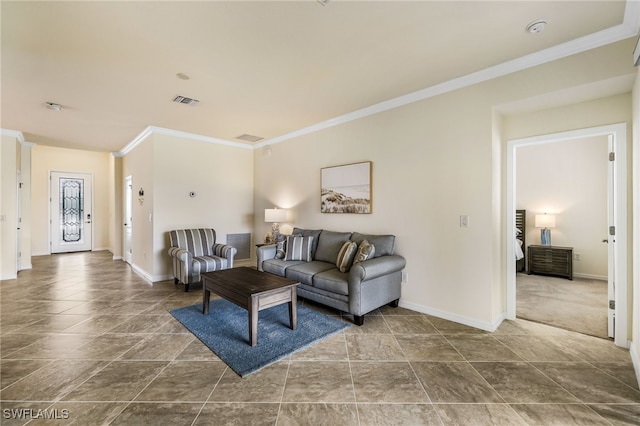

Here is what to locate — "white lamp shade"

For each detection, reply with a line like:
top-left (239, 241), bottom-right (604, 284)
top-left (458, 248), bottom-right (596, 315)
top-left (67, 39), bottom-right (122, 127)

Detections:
top-left (535, 214), bottom-right (556, 228)
top-left (265, 208), bottom-right (287, 223)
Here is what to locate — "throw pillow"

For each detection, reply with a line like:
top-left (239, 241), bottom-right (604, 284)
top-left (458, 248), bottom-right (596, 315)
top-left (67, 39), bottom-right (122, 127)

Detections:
top-left (353, 240), bottom-right (375, 264)
top-left (275, 234), bottom-right (288, 259)
top-left (284, 236), bottom-right (314, 261)
top-left (336, 241), bottom-right (357, 273)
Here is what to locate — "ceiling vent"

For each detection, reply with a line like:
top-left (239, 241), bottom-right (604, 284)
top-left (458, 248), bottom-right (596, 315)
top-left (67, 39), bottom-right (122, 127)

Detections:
top-left (172, 95), bottom-right (199, 106)
top-left (235, 134), bottom-right (264, 143)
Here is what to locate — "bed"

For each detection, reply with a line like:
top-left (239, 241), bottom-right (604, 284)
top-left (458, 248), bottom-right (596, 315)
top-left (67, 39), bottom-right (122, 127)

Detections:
top-left (515, 209), bottom-right (526, 272)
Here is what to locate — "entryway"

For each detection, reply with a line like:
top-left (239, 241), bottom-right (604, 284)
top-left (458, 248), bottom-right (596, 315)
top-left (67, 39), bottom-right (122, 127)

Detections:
top-left (506, 123), bottom-right (628, 348)
top-left (50, 171), bottom-right (93, 253)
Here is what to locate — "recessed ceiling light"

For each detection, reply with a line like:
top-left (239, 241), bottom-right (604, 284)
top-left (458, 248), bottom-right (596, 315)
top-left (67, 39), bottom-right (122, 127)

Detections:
top-left (176, 73), bottom-right (191, 80)
top-left (44, 101), bottom-right (62, 111)
top-left (526, 20), bottom-right (547, 35)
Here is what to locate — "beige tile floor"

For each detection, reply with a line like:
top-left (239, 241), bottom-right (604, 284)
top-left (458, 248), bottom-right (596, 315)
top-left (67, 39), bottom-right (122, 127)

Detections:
top-left (1, 251), bottom-right (639, 425)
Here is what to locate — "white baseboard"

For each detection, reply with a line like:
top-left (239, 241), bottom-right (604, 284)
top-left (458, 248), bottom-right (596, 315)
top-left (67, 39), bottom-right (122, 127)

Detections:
top-left (19, 263), bottom-right (32, 271)
top-left (399, 300), bottom-right (503, 332)
top-left (631, 342), bottom-right (640, 390)
top-left (0, 273), bottom-right (17, 281)
top-left (573, 273), bottom-right (607, 281)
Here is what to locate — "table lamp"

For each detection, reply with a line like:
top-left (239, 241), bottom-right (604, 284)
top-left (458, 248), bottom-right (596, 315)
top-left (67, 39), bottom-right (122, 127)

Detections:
top-left (535, 213), bottom-right (556, 246)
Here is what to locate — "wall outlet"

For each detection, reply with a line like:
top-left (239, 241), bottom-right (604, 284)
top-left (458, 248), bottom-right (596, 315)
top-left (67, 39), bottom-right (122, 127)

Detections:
top-left (402, 271), bottom-right (408, 283)
top-left (460, 215), bottom-right (469, 228)
top-left (574, 253), bottom-right (581, 261)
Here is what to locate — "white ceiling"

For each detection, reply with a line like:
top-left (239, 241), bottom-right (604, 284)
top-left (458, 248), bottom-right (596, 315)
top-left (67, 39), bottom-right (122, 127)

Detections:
top-left (1, 1), bottom-right (638, 153)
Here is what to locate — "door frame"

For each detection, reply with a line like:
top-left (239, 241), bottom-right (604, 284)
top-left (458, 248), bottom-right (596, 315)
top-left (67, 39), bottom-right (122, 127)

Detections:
top-left (506, 123), bottom-right (628, 348)
top-left (124, 175), bottom-right (133, 265)
top-left (49, 171), bottom-right (94, 254)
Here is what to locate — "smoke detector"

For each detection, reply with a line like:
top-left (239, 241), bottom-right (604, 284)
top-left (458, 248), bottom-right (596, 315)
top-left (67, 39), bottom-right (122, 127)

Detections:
top-left (172, 95), bottom-right (199, 106)
top-left (44, 101), bottom-right (62, 111)
top-left (526, 20), bottom-right (547, 35)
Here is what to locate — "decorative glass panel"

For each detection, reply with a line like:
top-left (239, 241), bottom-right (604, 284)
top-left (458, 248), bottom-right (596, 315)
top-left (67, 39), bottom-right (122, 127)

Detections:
top-left (59, 178), bottom-right (84, 243)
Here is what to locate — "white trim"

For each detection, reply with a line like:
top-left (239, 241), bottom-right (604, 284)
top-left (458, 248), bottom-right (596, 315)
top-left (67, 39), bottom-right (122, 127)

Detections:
top-left (631, 342), bottom-right (640, 388)
top-left (116, 1), bottom-right (640, 154)
top-left (506, 123), bottom-right (628, 348)
top-left (0, 129), bottom-right (25, 143)
top-left (400, 301), bottom-right (505, 332)
top-left (573, 273), bottom-right (608, 281)
top-left (130, 262), bottom-right (153, 283)
top-left (255, 3), bottom-right (640, 149)
top-left (0, 274), bottom-right (17, 280)
top-left (117, 125), bottom-right (252, 156)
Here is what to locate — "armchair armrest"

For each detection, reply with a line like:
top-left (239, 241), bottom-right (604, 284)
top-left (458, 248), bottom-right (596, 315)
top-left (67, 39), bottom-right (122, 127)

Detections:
top-left (214, 243), bottom-right (237, 268)
top-left (168, 247), bottom-right (192, 263)
top-left (256, 244), bottom-right (277, 272)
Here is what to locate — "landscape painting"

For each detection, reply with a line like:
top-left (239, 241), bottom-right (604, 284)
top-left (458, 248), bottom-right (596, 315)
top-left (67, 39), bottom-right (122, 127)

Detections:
top-left (321, 161), bottom-right (372, 214)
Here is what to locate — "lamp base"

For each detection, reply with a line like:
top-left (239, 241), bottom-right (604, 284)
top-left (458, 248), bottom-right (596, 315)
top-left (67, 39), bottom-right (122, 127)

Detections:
top-left (540, 228), bottom-right (551, 246)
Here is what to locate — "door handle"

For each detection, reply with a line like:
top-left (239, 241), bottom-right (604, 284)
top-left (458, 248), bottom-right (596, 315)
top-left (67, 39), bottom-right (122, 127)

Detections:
top-left (602, 239), bottom-right (608, 243)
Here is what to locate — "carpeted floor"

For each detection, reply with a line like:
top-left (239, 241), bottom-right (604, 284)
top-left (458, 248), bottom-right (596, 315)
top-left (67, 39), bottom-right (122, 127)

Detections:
top-left (516, 273), bottom-right (608, 339)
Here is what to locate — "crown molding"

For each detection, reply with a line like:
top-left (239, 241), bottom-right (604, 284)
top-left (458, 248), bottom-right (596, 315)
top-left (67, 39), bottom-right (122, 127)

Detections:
top-left (117, 1), bottom-right (640, 153)
top-left (1, 128), bottom-right (25, 144)
top-left (117, 125), bottom-right (251, 156)
top-left (256, 1), bottom-right (640, 148)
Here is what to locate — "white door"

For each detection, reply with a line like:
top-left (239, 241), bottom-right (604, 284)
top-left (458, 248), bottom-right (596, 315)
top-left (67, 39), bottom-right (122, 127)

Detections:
top-left (50, 171), bottom-right (93, 253)
top-left (606, 136), bottom-right (615, 338)
top-left (124, 176), bottom-right (133, 264)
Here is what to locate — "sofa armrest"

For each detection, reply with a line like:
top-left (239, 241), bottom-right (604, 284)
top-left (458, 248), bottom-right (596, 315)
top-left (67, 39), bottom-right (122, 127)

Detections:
top-left (214, 243), bottom-right (237, 268)
top-left (256, 244), bottom-right (277, 272)
top-left (349, 255), bottom-right (406, 283)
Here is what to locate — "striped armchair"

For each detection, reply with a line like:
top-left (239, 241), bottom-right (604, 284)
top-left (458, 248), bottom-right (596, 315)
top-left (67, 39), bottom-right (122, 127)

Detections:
top-left (168, 229), bottom-right (237, 292)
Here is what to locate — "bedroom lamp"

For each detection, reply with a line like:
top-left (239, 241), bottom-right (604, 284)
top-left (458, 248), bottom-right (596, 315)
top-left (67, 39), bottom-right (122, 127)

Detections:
top-left (264, 208), bottom-right (288, 243)
top-left (535, 213), bottom-right (556, 246)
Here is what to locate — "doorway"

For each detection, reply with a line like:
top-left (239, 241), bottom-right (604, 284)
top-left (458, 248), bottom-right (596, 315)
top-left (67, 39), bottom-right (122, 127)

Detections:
top-left (50, 171), bottom-right (93, 253)
top-left (506, 123), bottom-right (628, 348)
top-left (124, 176), bottom-right (133, 265)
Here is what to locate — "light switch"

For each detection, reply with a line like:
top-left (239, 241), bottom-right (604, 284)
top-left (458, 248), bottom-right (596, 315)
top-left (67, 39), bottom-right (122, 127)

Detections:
top-left (460, 215), bottom-right (469, 228)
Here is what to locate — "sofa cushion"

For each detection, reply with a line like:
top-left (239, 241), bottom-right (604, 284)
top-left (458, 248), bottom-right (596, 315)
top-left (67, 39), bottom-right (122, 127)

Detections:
top-left (285, 236), bottom-right (314, 261)
top-left (353, 240), bottom-right (375, 264)
top-left (336, 241), bottom-right (357, 272)
top-left (313, 269), bottom-right (349, 296)
top-left (315, 230), bottom-right (353, 264)
top-left (285, 261), bottom-right (336, 285)
top-left (292, 228), bottom-right (322, 257)
top-left (262, 258), bottom-right (305, 276)
top-left (351, 232), bottom-right (395, 257)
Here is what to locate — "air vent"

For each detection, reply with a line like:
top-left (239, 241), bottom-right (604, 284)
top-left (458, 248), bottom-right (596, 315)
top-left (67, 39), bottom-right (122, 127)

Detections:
top-left (172, 95), bottom-right (199, 106)
top-left (235, 134), bottom-right (264, 143)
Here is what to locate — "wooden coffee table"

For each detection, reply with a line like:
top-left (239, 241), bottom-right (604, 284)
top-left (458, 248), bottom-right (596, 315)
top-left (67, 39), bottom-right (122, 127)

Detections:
top-left (202, 267), bottom-right (299, 346)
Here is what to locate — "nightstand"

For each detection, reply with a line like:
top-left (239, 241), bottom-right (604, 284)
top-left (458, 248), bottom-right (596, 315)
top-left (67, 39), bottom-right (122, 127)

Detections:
top-left (527, 245), bottom-right (573, 280)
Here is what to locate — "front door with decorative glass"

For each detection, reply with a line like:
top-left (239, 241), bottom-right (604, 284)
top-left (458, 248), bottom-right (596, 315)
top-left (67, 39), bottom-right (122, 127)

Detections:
top-left (50, 171), bottom-right (93, 253)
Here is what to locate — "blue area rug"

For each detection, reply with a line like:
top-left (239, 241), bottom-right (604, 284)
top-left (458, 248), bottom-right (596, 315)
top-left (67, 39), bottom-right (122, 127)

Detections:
top-left (170, 299), bottom-right (350, 377)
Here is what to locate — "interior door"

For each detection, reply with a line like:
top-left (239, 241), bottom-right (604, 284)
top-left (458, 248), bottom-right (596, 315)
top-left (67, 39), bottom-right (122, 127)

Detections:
top-left (124, 176), bottom-right (133, 264)
top-left (50, 171), bottom-right (93, 253)
top-left (606, 135), bottom-right (615, 338)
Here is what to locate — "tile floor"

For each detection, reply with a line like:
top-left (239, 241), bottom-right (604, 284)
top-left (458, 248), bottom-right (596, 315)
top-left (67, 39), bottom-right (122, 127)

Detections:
top-left (1, 251), bottom-right (639, 425)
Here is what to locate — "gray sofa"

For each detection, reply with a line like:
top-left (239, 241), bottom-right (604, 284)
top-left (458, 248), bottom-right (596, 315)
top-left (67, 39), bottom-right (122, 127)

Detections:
top-left (256, 228), bottom-right (406, 325)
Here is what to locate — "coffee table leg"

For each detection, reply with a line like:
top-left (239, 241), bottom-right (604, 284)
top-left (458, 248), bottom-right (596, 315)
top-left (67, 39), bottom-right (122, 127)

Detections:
top-left (289, 287), bottom-right (297, 330)
top-left (249, 296), bottom-right (258, 346)
top-left (203, 288), bottom-right (210, 314)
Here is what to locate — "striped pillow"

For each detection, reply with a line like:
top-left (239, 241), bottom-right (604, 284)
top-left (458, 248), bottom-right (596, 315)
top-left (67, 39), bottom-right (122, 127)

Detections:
top-left (284, 236), bottom-right (314, 261)
top-left (336, 241), bottom-right (357, 273)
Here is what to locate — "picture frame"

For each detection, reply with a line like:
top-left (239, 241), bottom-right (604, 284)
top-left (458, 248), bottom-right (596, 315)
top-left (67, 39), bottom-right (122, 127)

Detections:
top-left (321, 161), bottom-right (372, 214)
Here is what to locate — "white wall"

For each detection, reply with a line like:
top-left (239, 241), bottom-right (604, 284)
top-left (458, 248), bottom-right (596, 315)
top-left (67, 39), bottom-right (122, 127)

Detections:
top-left (31, 145), bottom-right (111, 255)
top-left (631, 66), bottom-right (640, 386)
top-left (253, 39), bottom-right (636, 331)
top-left (516, 136), bottom-right (609, 279)
top-left (122, 132), bottom-right (254, 281)
top-left (0, 133), bottom-right (19, 279)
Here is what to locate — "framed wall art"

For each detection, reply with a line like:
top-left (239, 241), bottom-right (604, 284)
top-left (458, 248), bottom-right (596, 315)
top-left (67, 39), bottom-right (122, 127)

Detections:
top-left (321, 161), bottom-right (372, 214)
